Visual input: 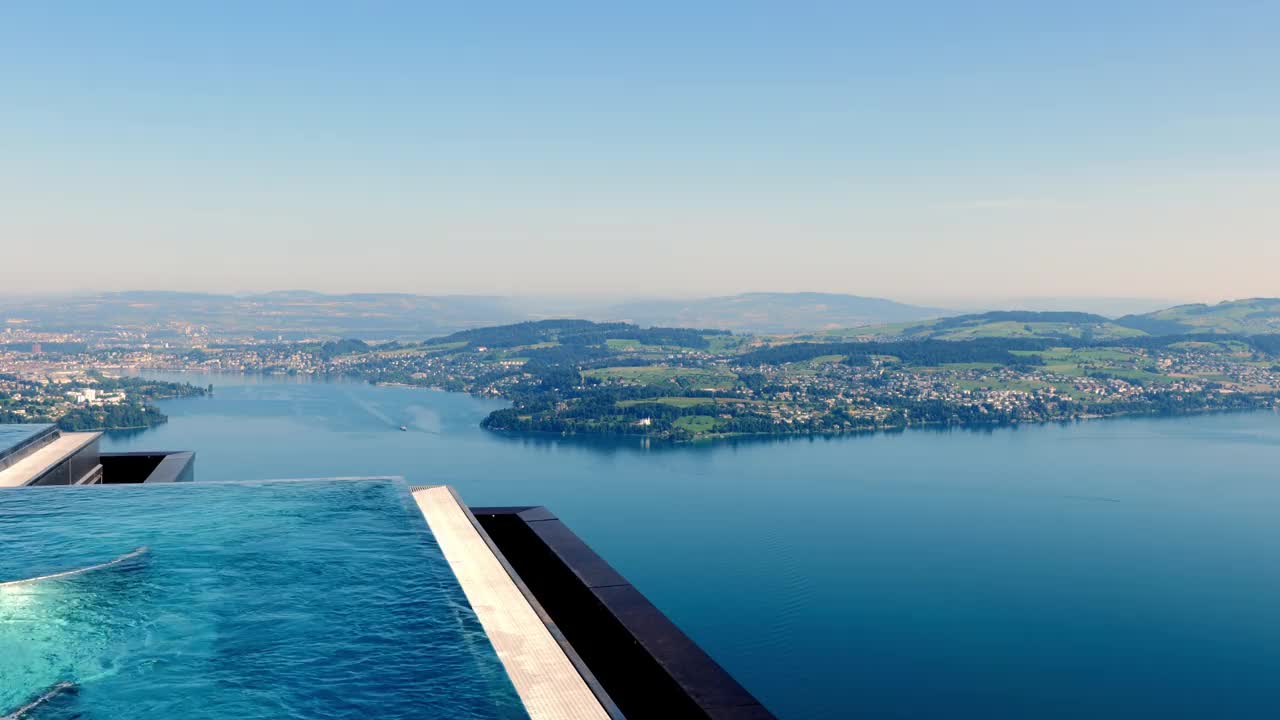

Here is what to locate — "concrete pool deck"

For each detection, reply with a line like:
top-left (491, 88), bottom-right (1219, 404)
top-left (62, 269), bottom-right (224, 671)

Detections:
top-left (410, 486), bottom-right (616, 720)
top-left (0, 432), bottom-right (99, 488)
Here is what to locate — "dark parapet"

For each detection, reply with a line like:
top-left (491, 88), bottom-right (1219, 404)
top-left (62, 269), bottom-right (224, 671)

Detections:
top-left (100, 451), bottom-right (195, 484)
top-left (472, 505), bottom-right (776, 719)
top-left (0, 424), bottom-right (59, 471)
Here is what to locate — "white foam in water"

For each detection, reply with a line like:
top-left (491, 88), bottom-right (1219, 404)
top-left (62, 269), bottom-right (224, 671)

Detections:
top-left (2, 681), bottom-right (77, 720)
top-left (0, 547), bottom-right (149, 589)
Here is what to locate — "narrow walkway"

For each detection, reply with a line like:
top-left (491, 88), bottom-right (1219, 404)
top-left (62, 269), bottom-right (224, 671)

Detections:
top-left (410, 486), bottom-right (611, 720)
top-left (0, 432), bottom-right (98, 488)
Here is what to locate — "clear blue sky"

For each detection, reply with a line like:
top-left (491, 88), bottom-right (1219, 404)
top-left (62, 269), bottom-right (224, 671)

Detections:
top-left (3, 2), bottom-right (1276, 302)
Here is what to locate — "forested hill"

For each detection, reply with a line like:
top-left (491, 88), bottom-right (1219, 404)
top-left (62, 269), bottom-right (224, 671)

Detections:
top-left (740, 338), bottom-right (1053, 367)
top-left (1115, 298), bottom-right (1280, 336)
top-left (745, 333), bottom-right (1280, 367)
top-left (843, 302), bottom-right (1280, 341)
top-left (841, 311), bottom-right (1142, 341)
top-left (428, 319), bottom-right (731, 350)
top-left (942, 311), bottom-right (1110, 324)
top-left (605, 292), bottom-right (947, 333)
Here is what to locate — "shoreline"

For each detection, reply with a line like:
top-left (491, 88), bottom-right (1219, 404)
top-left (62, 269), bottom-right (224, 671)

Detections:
top-left (126, 367), bottom-right (1278, 444)
top-left (485, 404), bottom-right (1280, 444)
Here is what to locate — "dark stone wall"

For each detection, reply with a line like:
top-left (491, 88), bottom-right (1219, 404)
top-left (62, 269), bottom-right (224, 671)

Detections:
top-left (99, 453), bottom-right (163, 484)
top-left (100, 452), bottom-right (195, 484)
top-left (29, 437), bottom-right (100, 486)
top-left (473, 507), bottom-right (776, 720)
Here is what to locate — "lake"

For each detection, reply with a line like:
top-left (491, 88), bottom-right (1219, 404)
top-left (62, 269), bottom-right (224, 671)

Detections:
top-left (104, 373), bottom-right (1280, 719)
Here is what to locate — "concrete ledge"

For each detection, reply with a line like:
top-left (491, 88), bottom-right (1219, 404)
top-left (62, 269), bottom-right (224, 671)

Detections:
top-left (147, 451), bottom-right (195, 483)
top-left (100, 451), bottom-right (196, 483)
top-left (410, 486), bottom-right (616, 720)
top-left (0, 432), bottom-right (101, 488)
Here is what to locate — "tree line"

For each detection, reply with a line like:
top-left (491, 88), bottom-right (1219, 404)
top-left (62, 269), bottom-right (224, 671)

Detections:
top-left (739, 338), bottom-right (1054, 367)
top-left (430, 319), bottom-right (729, 350)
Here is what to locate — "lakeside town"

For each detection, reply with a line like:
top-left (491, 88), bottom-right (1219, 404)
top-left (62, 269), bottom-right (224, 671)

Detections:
top-left (4, 315), bottom-right (1279, 438)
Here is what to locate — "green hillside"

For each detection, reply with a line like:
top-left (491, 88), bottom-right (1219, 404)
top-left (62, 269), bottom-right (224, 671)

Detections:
top-left (605, 292), bottom-right (948, 333)
top-left (821, 311), bottom-right (1148, 342)
top-left (1116, 298), bottom-right (1280, 336)
top-left (821, 301), bottom-right (1280, 341)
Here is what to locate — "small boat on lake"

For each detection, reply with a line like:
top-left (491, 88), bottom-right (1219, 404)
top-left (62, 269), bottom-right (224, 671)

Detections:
top-left (399, 425), bottom-right (408, 432)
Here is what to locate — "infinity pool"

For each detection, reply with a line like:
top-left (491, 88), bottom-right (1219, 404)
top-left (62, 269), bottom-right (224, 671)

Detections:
top-left (0, 479), bottom-right (528, 719)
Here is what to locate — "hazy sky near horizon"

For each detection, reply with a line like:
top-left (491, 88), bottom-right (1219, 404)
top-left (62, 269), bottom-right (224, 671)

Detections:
top-left (2, 2), bottom-right (1277, 302)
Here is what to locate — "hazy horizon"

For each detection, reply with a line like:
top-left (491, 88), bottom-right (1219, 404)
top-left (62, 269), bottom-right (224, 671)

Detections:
top-left (0, 286), bottom-right (1225, 318)
top-left (3, 4), bottom-right (1277, 299)
top-left (0, 286), bottom-right (1244, 309)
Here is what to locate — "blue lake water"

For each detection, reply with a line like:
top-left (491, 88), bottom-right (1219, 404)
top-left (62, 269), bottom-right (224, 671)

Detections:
top-left (0, 424), bottom-right (51, 453)
top-left (0, 478), bottom-right (526, 720)
top-left (100, 374), bottom-right (1280, 718)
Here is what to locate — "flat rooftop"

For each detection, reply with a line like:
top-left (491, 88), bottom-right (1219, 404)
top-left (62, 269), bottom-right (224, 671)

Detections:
top-left (0, 431), bottom-right (99, 488)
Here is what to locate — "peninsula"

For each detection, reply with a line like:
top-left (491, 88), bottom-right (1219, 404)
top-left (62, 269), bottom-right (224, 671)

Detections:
top-left (5, 298), bottom-right (1278, 441)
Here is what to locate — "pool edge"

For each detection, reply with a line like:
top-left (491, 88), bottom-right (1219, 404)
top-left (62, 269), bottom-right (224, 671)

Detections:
top-left (410, 485), bottom-right (620, 720)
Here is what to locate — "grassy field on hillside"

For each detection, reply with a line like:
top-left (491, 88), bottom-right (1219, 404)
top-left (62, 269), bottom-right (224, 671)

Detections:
top-left (584, 366), bottom-right (738, 389)
top-left (673, 415), bottom-right (725, 433)
top-left (616, 397), bottom-right (764, 409)
top-left (616, 397), bottom-right (715, 408)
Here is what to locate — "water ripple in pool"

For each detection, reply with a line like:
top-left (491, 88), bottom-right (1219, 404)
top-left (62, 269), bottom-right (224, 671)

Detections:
top-left (0, 480), bottom-right (528, 720)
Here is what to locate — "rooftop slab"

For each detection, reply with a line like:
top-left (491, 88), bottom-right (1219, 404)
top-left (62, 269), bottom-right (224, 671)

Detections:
top-left (411, 485), bottom-right (613, 720)
top-left (0, 432), bottom-right (100, 488)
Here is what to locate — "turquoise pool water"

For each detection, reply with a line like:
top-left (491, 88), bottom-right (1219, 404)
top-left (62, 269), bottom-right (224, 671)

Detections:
top-left (0, 479), bottom-right (528, 719)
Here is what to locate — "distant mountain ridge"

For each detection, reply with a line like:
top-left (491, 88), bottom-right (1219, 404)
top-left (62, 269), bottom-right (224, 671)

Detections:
top-left (0, 291), bottom-right (951, 337)
top-left (603, 292), bottom-right (949, 333)
top-left (4, 292), bottom-right (1276, 340)
top-left (0, 291), bottom-right (526, 340)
